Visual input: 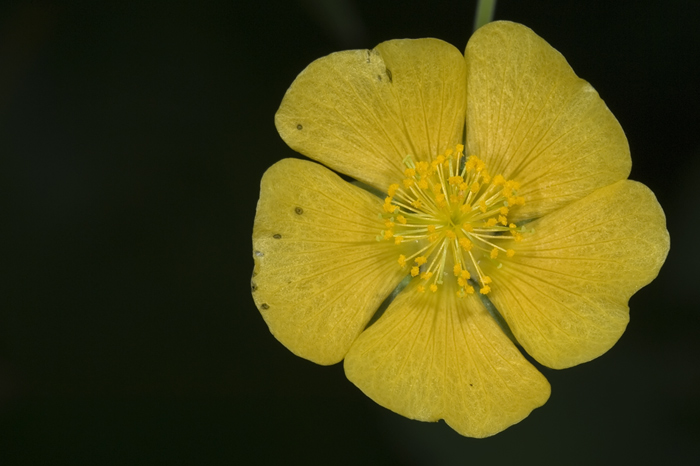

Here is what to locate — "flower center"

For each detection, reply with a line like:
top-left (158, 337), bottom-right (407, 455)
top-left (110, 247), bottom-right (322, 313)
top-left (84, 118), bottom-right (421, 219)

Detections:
top-left (378, 144), bottom-right (528, 297)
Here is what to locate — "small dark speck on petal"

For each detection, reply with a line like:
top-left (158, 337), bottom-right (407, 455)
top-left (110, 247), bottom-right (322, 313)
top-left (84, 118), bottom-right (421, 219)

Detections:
top-left (261, 303), bottom-right (269, 310)
top-left (296, 124), bottom-right (303, 130)
top-left (295, 207), bottom-right (303, 215)
top-left (386, 68), bottom-right (393, 83)
top-left (254, 250), bottom-right (264, 257)
top-left (273, 234), bottom-right (282, 239)
top-left (251, 282), bottom-right (258, 292)
top-left (377, 74), bottom-right (382, 81)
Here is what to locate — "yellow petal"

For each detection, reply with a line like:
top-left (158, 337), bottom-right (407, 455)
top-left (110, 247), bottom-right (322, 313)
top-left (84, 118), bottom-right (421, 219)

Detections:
top-left (344, 281), bottom-right (550, 438)
top-left (252, 159), bottom-right (408, 365)
top-left (276, 39), bottom-right (466, 191)
top-left (465, 21), bottom-right (631, 219)
top-left (484, 180), bottom-right (670, 369)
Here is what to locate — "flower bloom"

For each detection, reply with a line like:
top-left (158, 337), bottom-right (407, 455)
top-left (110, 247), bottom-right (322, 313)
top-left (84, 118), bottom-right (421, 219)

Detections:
top-left (251, 22), bottom-right (669, 437)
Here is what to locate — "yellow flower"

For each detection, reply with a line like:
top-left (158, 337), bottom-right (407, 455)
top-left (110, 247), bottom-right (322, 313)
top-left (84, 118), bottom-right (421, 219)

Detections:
top-left (251, 22), bottom-right (669, 438)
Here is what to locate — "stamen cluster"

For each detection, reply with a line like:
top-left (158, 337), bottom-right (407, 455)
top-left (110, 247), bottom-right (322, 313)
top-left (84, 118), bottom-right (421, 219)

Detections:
top-left (378, 145), bottom-right (530, 297)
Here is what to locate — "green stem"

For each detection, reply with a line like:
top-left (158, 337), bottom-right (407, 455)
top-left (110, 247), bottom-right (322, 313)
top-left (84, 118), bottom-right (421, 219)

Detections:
top-left (473, 0), bottom-right (497, 31)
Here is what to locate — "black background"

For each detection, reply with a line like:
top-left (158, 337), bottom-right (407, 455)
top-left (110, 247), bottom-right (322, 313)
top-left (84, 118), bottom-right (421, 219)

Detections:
top-left (1, 1), bottom-right (698, 464)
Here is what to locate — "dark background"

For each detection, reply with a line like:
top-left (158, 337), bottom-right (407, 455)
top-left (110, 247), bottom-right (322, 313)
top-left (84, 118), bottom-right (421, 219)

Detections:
top-left (1, 0), bottom-right (698, 464)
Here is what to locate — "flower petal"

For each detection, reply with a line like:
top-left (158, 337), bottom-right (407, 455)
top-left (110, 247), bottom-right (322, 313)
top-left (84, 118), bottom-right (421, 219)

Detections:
top-left (465, 21), bottom-right (631, 219)
top-left (344, 281), bottom-right (550, 438)
top-left (276, 39), bottom-right (466, 191)
top-left (252, 159), bottom-right (407, 365)
top-left (484, 180), bottom-right (670, 369)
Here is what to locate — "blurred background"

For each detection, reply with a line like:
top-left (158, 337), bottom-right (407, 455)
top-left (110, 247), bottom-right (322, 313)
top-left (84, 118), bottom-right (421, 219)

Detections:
top-left (1, 0), bottom-right (698, 464)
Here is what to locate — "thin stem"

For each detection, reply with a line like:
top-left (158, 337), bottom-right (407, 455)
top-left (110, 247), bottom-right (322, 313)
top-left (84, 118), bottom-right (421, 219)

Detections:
top-left (473, 0), bottom-right (497, 31)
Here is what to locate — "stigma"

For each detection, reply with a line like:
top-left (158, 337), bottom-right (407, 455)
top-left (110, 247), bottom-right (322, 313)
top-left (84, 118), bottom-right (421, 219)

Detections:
top-left (378, 145), bottom-right (529, 297)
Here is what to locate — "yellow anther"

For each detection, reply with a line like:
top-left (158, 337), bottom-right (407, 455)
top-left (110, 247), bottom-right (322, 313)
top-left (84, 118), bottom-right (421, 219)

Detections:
top-left (459, 238), bottom-right (472, 251)
top-left (435, 155), bottom-right (445, 165)
top-left (383, 229), bottom-right (394, 240)
top-left (482, 276), bottom-right (492, 284)
top-left (460, 270), bottom-right (470, 280)
top-left (498, 215), bottom-right (508, 225)
top-left (493, 174), bottom-right (505, 186)
top-left (411, 266), bottom-right (420, 277)
top-left (510, 226), bottom-right (523, 240)
top-left (506, 249), bottom-right (515, 258)
top-left (449, 194), bottom-right (460, 204)
top-left (485, 218), bottom-right (497, 227)
top-left (462, 222), bottom-right (473, 232)
top-left (460, 203), bottom-right (472, 213)
top-left (427, 225), bottom-right (436, 233)
top-left (418, 179), bottom-right (429, 189)
top-left (445, 230), bottom-right (456, 240)
top-left (404, 168), bottom-right (416, 178)
top-left (384, 220), bottom-right (395, 228)
top-left (479, 200), bottom-right (488, 213)
top-left (415, 256), bottom-right (427, 266)
top-left (449, 175), bottom-right (463, 185)
top-left (435, 193), bottom-right (446, 207)
top-left (509, 223), bottom-right (517, 229)
top-left (430, 284), bottom-right (438, 293)
top-left (429, 233), bottom-right (439, 242)
top-left (397, 215), bottom-right (407, 224)
top-left (456, 144), bottom-right (464, 153)
top-left (453, 264), bottom-right (462, 276)
top-left (458, 277), bottom-right (467, 287)
top-left (420, 271), bottom-right (433, 280)
top-left (394, 236), bottom-right (404, 245)
top-left (506, 180), bottom-right (521, 190)
top-left (398, 255), bottom-right (406, 268)
top-left (416, 161), bottom-right (429, 174)
top-left (411, 199), bottom-right (422, 209)
top-left (459, 182), bottom-right (469, 192)
top-left (490, 248), bottom-right (499, 259)
top-left (480, 285), bottom-right (491, 295)
top-left (383, 202), bottom-right (397, 213)
top-left (388, 184), bottom-right (399, 196)
top-left (417, 285), bottom-right (425, 293)
top-left (465, 286), bottom-right (475, 294)
top-left (482, 173), bottom-right (491, 183)
top-left (470, 182), bottom-right (480, 194)
top-left (499, 206), bottom-right (509, 215)
top-left (432, 184), bottom-right (442, 194)
top-left (403, 178), bottom-right (414, 188)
